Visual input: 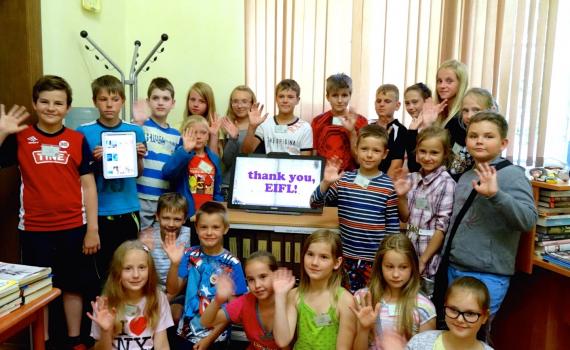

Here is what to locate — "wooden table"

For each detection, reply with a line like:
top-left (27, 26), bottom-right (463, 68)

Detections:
top-left (0, 288), bottom-right (61, 350)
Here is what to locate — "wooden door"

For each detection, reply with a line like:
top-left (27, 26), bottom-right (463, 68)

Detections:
top-left (0, 0), bottom-right (43, 262)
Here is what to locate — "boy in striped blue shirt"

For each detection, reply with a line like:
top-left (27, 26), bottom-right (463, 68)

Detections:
top-left (137, 77), bottom-right (182, 228)
top-left (310, 124), bottom-right (400, 292)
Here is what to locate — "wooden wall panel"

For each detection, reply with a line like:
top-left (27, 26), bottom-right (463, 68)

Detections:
top-left (0, 0), bottom-right (43, 263)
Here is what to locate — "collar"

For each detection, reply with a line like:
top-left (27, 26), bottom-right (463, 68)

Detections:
top-left (418, 165), bottom-right (446, 185)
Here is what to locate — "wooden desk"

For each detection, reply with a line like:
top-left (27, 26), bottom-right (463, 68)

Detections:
top-left (225, 207), bottom-right (339, 276)
top-left (0, 288), bottom-right (61, 350)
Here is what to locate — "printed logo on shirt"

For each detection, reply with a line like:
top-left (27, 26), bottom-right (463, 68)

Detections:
top-left (32, 150), bottom-right (70, 164)
top-left (26, 136), bottom-right (39, 144)
top-left (59, 140), bottom-right (70, 149)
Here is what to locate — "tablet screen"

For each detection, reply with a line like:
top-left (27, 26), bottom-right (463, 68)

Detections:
top-left (101, 131), bottom-right (138, 179)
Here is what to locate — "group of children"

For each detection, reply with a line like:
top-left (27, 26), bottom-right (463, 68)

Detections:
top-left (0, 56), bottom-right (538, 349)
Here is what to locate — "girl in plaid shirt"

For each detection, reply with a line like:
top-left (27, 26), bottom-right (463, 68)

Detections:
top-left (393, 126), bottom-right (456, 297)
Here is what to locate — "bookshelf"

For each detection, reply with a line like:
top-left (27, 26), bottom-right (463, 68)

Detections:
top-left (528, 181), bottom-right (570, 276)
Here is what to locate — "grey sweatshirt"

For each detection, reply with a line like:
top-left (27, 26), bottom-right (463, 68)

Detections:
top-left (445, 157), bottom-right (537, 276)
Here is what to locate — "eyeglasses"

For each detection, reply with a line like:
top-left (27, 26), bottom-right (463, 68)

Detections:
top-left (444, 306), bottom-right (482, 323)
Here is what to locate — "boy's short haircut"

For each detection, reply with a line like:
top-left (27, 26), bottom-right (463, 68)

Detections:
top-left (179, 115), bottom-right (209, 133)
top-left (275, 79), bottom-right (301, 98)
top-left (147, 77), bottom-right (175, 99)
top-left (468, 111), bottom-right (508, 139)
top-left (376, 84), bottom-right (400, 101)
top-left (357, 124), bottom-right (389, 148)
top-left (156, 192), bottom-right (188, 217)
top-left (33, 75), bottom-right (73, 106)
top-left (91, 75), bottom-right (125, 100)
top-left (195, 201), bottom-right (229, 228)
top-left (326, 73), bottom-right (352, 95)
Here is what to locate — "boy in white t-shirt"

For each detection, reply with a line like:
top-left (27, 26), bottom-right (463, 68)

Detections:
top-left (241, 79), bottom-right (312, 155)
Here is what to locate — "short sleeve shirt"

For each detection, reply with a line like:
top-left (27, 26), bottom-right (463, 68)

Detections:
top-left (255, 116), bottom-right (313, 155)
top-left (90, 292), bottom-right (173, 349)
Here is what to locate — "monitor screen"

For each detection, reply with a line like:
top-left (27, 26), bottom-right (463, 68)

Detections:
top-left (228, 154), bottom-right (325, 214)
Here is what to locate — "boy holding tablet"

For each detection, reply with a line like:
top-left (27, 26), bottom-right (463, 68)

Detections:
top-left (77, 75), bottom-right (146, 284)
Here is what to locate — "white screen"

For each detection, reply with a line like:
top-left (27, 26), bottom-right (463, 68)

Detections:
top-left (101, 132), bottom-right (138, 179)
top-left (230, 156), bottom-right (323, 210)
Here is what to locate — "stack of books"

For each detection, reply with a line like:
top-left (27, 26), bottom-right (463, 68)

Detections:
top-left (0, 262), bottom-right (52, 318)
top-left (0, 279), bottom-right (21, 317)
top-left (536, 189), bottom-right (570, 269)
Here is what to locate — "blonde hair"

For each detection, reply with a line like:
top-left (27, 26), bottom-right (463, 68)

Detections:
top-left (179, 114), bottom-right (210, 134)
top-left (435, 59), bottom-right (469, 126)
top-left (226, 85), bottom-right (257, 122)
top-left (299, 230), bottom-right (344, 297)
top-left (463, 88), bottom-right (495, 111)
top-left (101, 240), bottom-right (160, 336)
top-left (368, 234), bottom-right (421, 340)
top-left (183, 82), bottom-right (217, 124)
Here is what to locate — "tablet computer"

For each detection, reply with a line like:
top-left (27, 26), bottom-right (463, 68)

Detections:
top-left (101, 131), bottom-right (138, 179)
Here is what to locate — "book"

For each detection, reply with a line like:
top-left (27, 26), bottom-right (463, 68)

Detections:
top-left (536, 215), bottom-right (570, 227)
top-left (0, 290), bottom-right (21, 308)
top-left (0, 262), bottom-right (51, 287)
top-left (23, 284), bottom-right (52, 305)
top-left (536, 225), bottom-right (570, 234)
top-left (0, 297), bottom-right (22, 317)
top-left (541, 254), bottom-right (570, 269)
top-left (535, 243), bottom-right (570, 253)
top-left (538, 200), bottom-right (570, 208)
top-left (539, 196), bottom-right (570, 205)
top-left (0, 279), bottom-right (18, 299)
top-left (546, 249), bottom-right (570, 263)
top-left (536, 238), bottom-right (570, 247)
top-left (538, 207), bottom-right (570, 215)
top-left (540, 190), bottom-right (570, 197)
top-left (536, 233), bottom-right (570, 242)
top-left (21, 277), bottom-right (52, 297)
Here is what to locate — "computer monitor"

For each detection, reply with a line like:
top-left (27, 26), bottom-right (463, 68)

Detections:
top-left (228, 153), bottom-right (325, 214)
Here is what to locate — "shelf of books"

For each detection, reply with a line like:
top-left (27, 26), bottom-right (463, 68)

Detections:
top-left (531, 181), bottom-right (570, 277)
top-left (0, 262), bottom-right (53, 318)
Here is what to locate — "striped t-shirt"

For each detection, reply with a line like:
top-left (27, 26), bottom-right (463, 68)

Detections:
top-left (137, 118), bottom-right (181, 200)
top-left (310, 171), bottom-right (400, 260)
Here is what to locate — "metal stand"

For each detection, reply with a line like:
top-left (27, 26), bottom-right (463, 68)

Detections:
top-left (80, 30), bottom-right (168, 121)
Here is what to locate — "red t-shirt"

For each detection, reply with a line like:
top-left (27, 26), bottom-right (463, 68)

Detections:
top-left (187, 153), bottom-right (216, 212)
top-left (312, 110), bottom-right (368, 171)
top-left (223, 293), bottom-right (280, 350)
top-left (7, 126), bottom-right (92, 231)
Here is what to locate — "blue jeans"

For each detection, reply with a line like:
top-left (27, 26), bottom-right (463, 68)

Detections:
top-left (448, 266), bottom-right (510, 316)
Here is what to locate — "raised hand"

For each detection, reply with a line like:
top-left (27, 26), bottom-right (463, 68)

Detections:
top-left (86, 296), bottom-right (116, 333)
top-left (221, 117), bottom-right (239, 139)
top-left (272, 268), bottom-right (295, 297)
top-left (182, 128), bottom-right (198, 152)
top-left (349, 291), bottom-right (380, 330)
top-left (420, 98), bottom-right (447, 127)
top-left (393, 168), bottom-right (411, 197)
top-left (214, 273), bottom-right (235, 304)
top-left (209, 113), bottom-right (223, 136)
top-left (472, 162), bottom-right (498, 198)
top-left (0, 104), bottom-right (30, 136)
top-left (341, 113), bottom-right (357, 133)
top-left (323, 156), bottom-right (344, 184)
top-left (248, 103), bottom-right (268, 128)
top-left (162, 231), bottom-right (185, 265)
